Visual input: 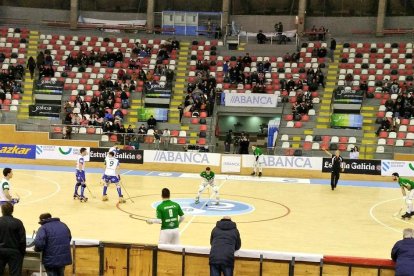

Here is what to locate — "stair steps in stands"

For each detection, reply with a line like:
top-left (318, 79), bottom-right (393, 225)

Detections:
top-left (316, 57), bottom-right (340, 129)
top-left (17, 30), bottom-right (39, 120)
top-left (124, 96), bottom-right (143, 125)
top-left (169, 42), bottom-right (190, 124)
top-left (360, 105), bottom-right (378, 159)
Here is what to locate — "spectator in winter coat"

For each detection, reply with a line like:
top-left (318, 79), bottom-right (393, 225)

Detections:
top-left (209, 216), bottom-right (241, 276)
top-left (0, 202), bottom-right (26, 276)
top-left (391, 228), bottom-right (414, 276)
top-left (34, 213), bottom-right (72, 276)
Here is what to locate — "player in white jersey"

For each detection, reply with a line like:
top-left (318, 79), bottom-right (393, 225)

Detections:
top-left (0, 168), bottom-right (19, 205)
top-left (73, 148), bottom-right (88, 202)
top-left (102, 151), bottom-right (126, 203)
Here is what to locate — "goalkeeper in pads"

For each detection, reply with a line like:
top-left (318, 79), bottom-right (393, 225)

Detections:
top-left (147, 188), bottom-right (185, 244)
top-left (251, 145), bottom-right (264, 177)
top-left (195, 167), bottom-right (219, 205)
top-left (393, 172), bottom-right (414, 219)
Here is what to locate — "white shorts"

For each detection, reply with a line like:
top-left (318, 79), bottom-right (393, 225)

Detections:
top-left (408, 189), bottom-right (414, 200)
top-left (202, 180), bottom-right (215, 187)
top-left (159, 228), bottom-right (180, 245)
top-left (254, 155), bottom-right (265, 164)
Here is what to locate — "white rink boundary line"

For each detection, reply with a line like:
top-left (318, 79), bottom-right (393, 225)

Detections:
top-left (369, 197), bottom-right (411, 234)
top-left (17, 173), bottom-right (61, 206)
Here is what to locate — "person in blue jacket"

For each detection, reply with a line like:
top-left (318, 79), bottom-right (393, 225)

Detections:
top-left (34, 213), bottom-right (72, 276)
top-left (391, 228), bottom-right (414, 276)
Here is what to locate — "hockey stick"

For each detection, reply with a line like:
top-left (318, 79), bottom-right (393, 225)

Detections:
top-left (86, 185), bottom-right (96, 199)
top-left (119, 181), bottom-right (135, 203)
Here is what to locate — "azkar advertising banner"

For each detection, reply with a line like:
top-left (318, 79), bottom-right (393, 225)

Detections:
top-left (0, 144), bottom-right (36, 159)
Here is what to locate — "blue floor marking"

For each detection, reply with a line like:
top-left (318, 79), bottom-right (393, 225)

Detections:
top-left (310, 179), bottom-right (397, 189)
top-left (0, 163), bottom-right (397, 188)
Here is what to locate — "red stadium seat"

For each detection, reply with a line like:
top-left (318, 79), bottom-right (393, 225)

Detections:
top-left (199, 125), bottom-right (207, 131)
top-left (110, 135), bottom-right (118, 142)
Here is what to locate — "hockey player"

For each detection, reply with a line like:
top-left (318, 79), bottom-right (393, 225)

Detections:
top-left (102, 151), bottom-right (126, 203)
top-left (74, 148), bottom-right (88, 202)
top-left (195, 167), bottom-right (219, 205)
top-left (0, 168), bottom-right (19, 205)
top-left (393, 172), bottom-right (414, 219)
top-left (146, 188), bottom-right (185, 244)
top-left (251, 145), bottom-right (264, 177)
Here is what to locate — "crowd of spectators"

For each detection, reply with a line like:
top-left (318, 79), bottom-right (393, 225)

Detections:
top-left (60, 39), bottom-right (178, 144)
top-left (0, 64), bottom-right (23, 103)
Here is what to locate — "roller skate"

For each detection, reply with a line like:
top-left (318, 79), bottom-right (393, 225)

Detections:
top-left (250, 171), bottom-right (256, 176)
top-left (195, 197), bottom-right (200, 204)
top-left (79, 196), bottom-right (88, 203)
top-left (73, 194), bottom-right (80, 200)
top-left (119, 196), bottom-right (126, 203)
top-left (258, 172), bottom-right (262, 177)
top-left (102, 195), bottom-right (109, 201)
top-left (402, 212), bottom-right (412, 219)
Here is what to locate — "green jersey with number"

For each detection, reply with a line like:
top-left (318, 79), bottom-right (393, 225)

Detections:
top-left (156, 200), bottom-right (184, 230)
top-left (398, 177), bottom-right (414, 190)
top-left (0, 178), bottom-right (10, 202)
top-left (200, 171), bottom-right (215, 181)
top-left (253, 147), bottom-right (263, 156)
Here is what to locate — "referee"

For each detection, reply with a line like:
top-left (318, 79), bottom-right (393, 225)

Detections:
top-left (323, 149), bottom-right (344, 190)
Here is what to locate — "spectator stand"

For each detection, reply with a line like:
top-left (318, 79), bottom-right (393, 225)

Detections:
top-left (338, 42), bottom-right (414, 159)
top-left (0, 27), bottom-right (28, 114)
top-left (173, 39), bottom-right (222, 148)
top-left (37, 33), bottom-right (179, 145)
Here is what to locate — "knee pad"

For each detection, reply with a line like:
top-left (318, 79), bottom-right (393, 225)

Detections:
top-left (198, 184), bottom-right (206, 192)
top-left (213, 186), bottom-right (219, 193)
top-left (81, 184), bottom-right (86, 188)
top-left (76, 183), bottom-right (81, 186)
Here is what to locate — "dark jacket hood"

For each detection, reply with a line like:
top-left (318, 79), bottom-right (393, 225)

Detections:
top-left (216, 219), bottom-right (236, 230)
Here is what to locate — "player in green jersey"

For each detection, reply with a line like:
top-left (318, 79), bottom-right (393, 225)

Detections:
top-left (195, 167), bottom-right (219, 205)
top-left (146, 188), bottom-right (185, 244)
top-left (393, 172), bottom-right (414, 219)
top-left (0, 168), bottom-right (19, 205)
top-left (251, 145), bottom-right (264, 177)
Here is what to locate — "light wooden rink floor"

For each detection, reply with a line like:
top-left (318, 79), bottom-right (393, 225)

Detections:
top-left (11, 167), bottom-right (407, 259)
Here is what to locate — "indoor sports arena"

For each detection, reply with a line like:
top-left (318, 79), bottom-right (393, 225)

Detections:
top-left (0, 0), bottom-right (413, 275)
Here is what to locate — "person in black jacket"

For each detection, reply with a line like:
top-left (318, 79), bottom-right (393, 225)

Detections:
top-left (323, 148), bottom-right (344, 190)
top-left (0, 202), bottom-right (26, 276)
top-left (209, 216), bottom-right (241, 276)
top-left (34, 213), bottom-right (72, 276)
top-left (391, 228), bottom-right (414, 276)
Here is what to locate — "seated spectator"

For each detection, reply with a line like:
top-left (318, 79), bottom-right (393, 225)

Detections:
top-left (63, 125), bottom-right (72, 139)
top-left (104, 110), bottom-right (114, 122)
top-left (103, 121), bottom-right (113, 133)
top-left (345, 73), bottom-right (353, 86)
top-left (283, 52), bottom-right (291, 62)
top-left (257, 30), bottom-right (267, 44)
top-left (376, 117), bottom-right (391, 136)
top-left (359, 81), bottom-right (368, 94)
top-left (242, 53), bottom-right (252, 67)
top-left (390, 81), bottom-right (400, 94)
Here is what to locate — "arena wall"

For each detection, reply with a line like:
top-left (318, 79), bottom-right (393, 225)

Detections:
top-left (0, 125), bottom-right (99, 147)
